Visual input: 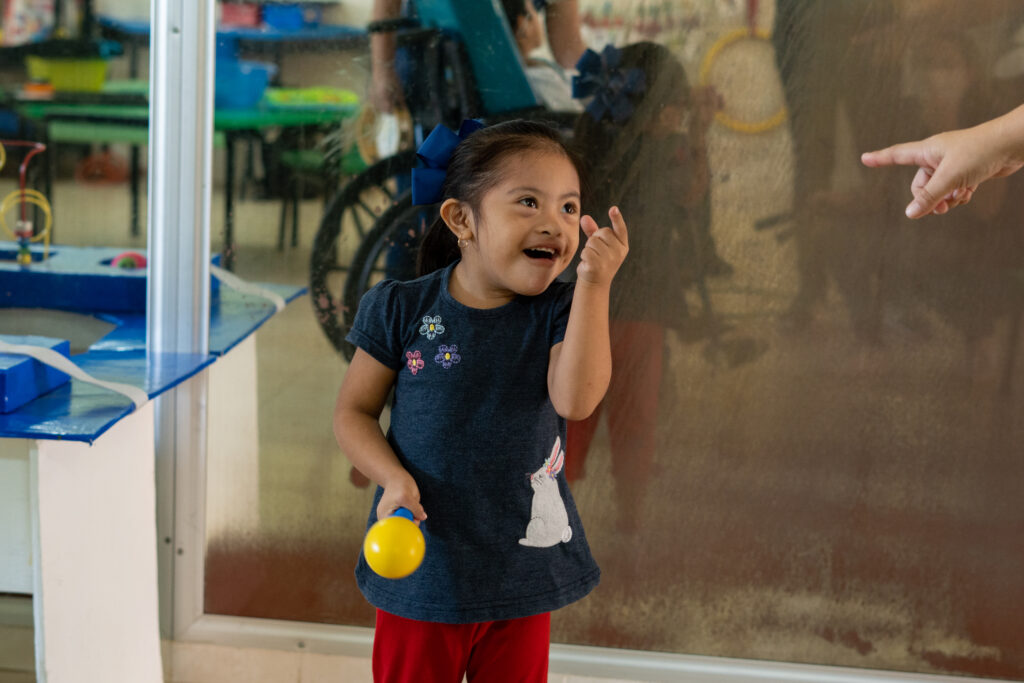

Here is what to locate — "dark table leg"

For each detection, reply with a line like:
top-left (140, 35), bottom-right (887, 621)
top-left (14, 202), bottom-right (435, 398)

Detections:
top-left (129, 43), bottom-right (140, 80)
top-left (130, 145), bottom-right (141, 236)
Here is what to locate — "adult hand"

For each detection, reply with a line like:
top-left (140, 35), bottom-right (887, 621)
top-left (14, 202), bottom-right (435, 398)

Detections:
top-left (577, 206), bottom-right (629, 286)
top-left (862, 116), bottom-right (1024, 218)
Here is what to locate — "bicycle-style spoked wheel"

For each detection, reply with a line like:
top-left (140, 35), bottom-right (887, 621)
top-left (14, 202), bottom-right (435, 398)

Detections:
top-left (309, 149), bottom-right (419, 359)
top-left (341, 193), bottom-right (438, 359)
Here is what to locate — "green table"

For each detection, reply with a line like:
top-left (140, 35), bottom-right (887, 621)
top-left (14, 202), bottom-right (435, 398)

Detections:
top-left (11, 82), bottom-right (359, 268)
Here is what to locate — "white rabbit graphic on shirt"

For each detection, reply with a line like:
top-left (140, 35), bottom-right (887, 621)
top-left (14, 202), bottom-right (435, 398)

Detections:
top-left (519, 436), bottom-right (573, 547)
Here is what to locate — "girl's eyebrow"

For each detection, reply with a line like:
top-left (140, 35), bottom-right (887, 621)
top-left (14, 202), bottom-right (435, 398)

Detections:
top-left (507, 186), bottom-right (581, 200)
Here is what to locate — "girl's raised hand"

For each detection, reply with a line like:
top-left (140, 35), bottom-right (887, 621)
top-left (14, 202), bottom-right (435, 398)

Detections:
top-left (577, 206), bottom-right (629, 287)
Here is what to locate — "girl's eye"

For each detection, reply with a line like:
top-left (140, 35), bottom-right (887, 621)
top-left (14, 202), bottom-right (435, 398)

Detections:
top-left (519, 197), bottom-right (538, 209)
top-left (562, 203), bottom-right (578, 215)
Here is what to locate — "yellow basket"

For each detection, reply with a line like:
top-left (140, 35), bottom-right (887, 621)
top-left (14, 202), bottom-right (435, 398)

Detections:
top-left (25, 57), bottom-right (109, 92)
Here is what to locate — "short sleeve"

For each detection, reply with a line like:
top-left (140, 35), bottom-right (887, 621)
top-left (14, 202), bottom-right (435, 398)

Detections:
top-left (345, 280), bottom-right (405, 370)
top-left (548, 280), bottom-right (575, 346)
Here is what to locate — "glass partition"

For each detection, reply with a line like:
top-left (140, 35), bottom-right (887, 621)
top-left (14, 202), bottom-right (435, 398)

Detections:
top-left (201, 1), bottom-right (1024, 680)
top-left (202, 0), bottom-right (376, 628)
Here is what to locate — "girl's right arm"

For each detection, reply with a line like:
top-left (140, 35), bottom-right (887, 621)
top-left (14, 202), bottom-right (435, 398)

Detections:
top-left (333, 348), bottom-right (426, 522)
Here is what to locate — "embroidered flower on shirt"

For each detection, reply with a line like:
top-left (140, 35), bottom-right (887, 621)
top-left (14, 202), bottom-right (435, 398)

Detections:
top-left (405, 350), bottom-right (425, 375)
top-left (434, 344), bottom-right (461, 369)
top-left (419, 315), bottom-right (445, 340)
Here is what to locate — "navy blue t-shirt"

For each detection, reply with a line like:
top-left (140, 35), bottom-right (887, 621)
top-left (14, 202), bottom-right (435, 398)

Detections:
top-left (346, 262), bottom-right (600, 623)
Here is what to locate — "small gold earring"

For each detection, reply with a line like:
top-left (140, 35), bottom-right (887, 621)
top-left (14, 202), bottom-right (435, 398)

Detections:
top-left (458, 238), bottom-right (469, 248)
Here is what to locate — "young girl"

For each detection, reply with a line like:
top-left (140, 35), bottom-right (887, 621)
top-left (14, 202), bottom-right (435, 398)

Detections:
top-left (333, 119), bottom-right (628, 682)
top-left (565, 42), bottom-right (721, 530)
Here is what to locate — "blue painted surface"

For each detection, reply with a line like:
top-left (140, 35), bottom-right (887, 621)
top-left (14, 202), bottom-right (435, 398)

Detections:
top-left (0, 244), bottom-right (306, 442)
top-left (0, 335), bottom-right (70, 414)
top-left (89, 282), bottom-right (306, 355)
top-left (0, 351), bottom-right (213, 442)
top-left (0, 243), bottom-right (220, 313)
top-left (210, 283), bottom-right (305, 354)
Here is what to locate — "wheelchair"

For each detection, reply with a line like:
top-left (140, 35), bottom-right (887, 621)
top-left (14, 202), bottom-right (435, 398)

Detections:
top-left (308, 1), bottom-right (580, 360)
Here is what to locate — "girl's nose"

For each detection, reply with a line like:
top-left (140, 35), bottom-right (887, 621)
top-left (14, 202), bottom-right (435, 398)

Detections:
top-left (540, 205), bottom-right (565, 230)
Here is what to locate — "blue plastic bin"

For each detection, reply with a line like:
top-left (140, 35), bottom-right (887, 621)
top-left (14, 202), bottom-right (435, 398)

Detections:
top-left (263, 4), bottom-right (322, 30)
top-left (215, 59), bottom-right (277, 109)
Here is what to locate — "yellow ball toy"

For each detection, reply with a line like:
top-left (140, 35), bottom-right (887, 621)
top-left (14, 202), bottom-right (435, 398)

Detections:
top-left (363, 507), bottom-right (425, 579)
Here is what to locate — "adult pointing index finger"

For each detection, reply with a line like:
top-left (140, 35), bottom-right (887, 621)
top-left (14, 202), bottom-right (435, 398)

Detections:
top-left (861, 140), bottom-right (932, 169)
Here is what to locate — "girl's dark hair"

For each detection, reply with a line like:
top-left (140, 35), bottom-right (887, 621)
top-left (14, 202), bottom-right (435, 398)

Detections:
top-left (417, 119), bottom-right (585, 276)
top-left (573, 42), bottom-right (690, 214)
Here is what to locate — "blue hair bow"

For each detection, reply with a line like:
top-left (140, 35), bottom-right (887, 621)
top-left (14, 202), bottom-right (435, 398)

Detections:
top-left (572, 45), bottom-right (646, 124)
top-left (411, 119), bottom-right (485, 205)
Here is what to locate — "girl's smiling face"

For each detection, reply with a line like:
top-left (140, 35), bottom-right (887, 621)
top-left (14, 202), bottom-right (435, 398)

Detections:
top-left (442, 149), bottom-right (581, 305)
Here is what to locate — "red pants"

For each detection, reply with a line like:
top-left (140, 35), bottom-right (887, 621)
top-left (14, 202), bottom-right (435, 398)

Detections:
top-left (372, 610), bottom-right (551, 683)
top-left (565, 320), bottom-right (664, 484)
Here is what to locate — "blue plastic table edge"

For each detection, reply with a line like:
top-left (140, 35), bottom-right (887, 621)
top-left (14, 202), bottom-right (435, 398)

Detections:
top-left (0, 351), bottom-right (215, 443)
top-left (0, 280), bottom-right (307, 443)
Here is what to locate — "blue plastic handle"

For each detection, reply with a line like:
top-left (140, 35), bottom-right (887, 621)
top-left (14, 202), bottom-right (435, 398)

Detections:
top-left (392, 507), bottom-right (414, 521)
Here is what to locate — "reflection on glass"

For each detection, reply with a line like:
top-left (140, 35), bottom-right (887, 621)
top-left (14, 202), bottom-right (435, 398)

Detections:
top-left (202, 1), bottom-right (1024, 679)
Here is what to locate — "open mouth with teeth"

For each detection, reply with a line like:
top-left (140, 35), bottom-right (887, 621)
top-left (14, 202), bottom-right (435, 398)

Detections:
top-left (523, 247), bottom-right (558, 260)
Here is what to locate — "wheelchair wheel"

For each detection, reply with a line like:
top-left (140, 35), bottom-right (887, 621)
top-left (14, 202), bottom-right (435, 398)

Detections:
top-left (309, 149), bottom-right (419, 359)
top-left (341, 193), bottom-right (438, 359)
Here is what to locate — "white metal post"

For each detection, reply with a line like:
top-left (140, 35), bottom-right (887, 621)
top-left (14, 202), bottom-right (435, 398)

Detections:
top-left (147, 0), bottom-right (216, 639)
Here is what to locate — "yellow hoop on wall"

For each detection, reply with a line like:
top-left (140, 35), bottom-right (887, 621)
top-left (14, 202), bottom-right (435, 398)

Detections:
top-left (699, 27), bottom-right (788, 135)
top-left (1, 189), bottom-right (54, 258)
top-left (0, 142), bottom-right (6, 173)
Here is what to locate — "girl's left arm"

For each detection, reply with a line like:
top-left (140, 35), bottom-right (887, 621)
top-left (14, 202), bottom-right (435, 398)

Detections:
top-left (548, 207), bottom-right (629, 420)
